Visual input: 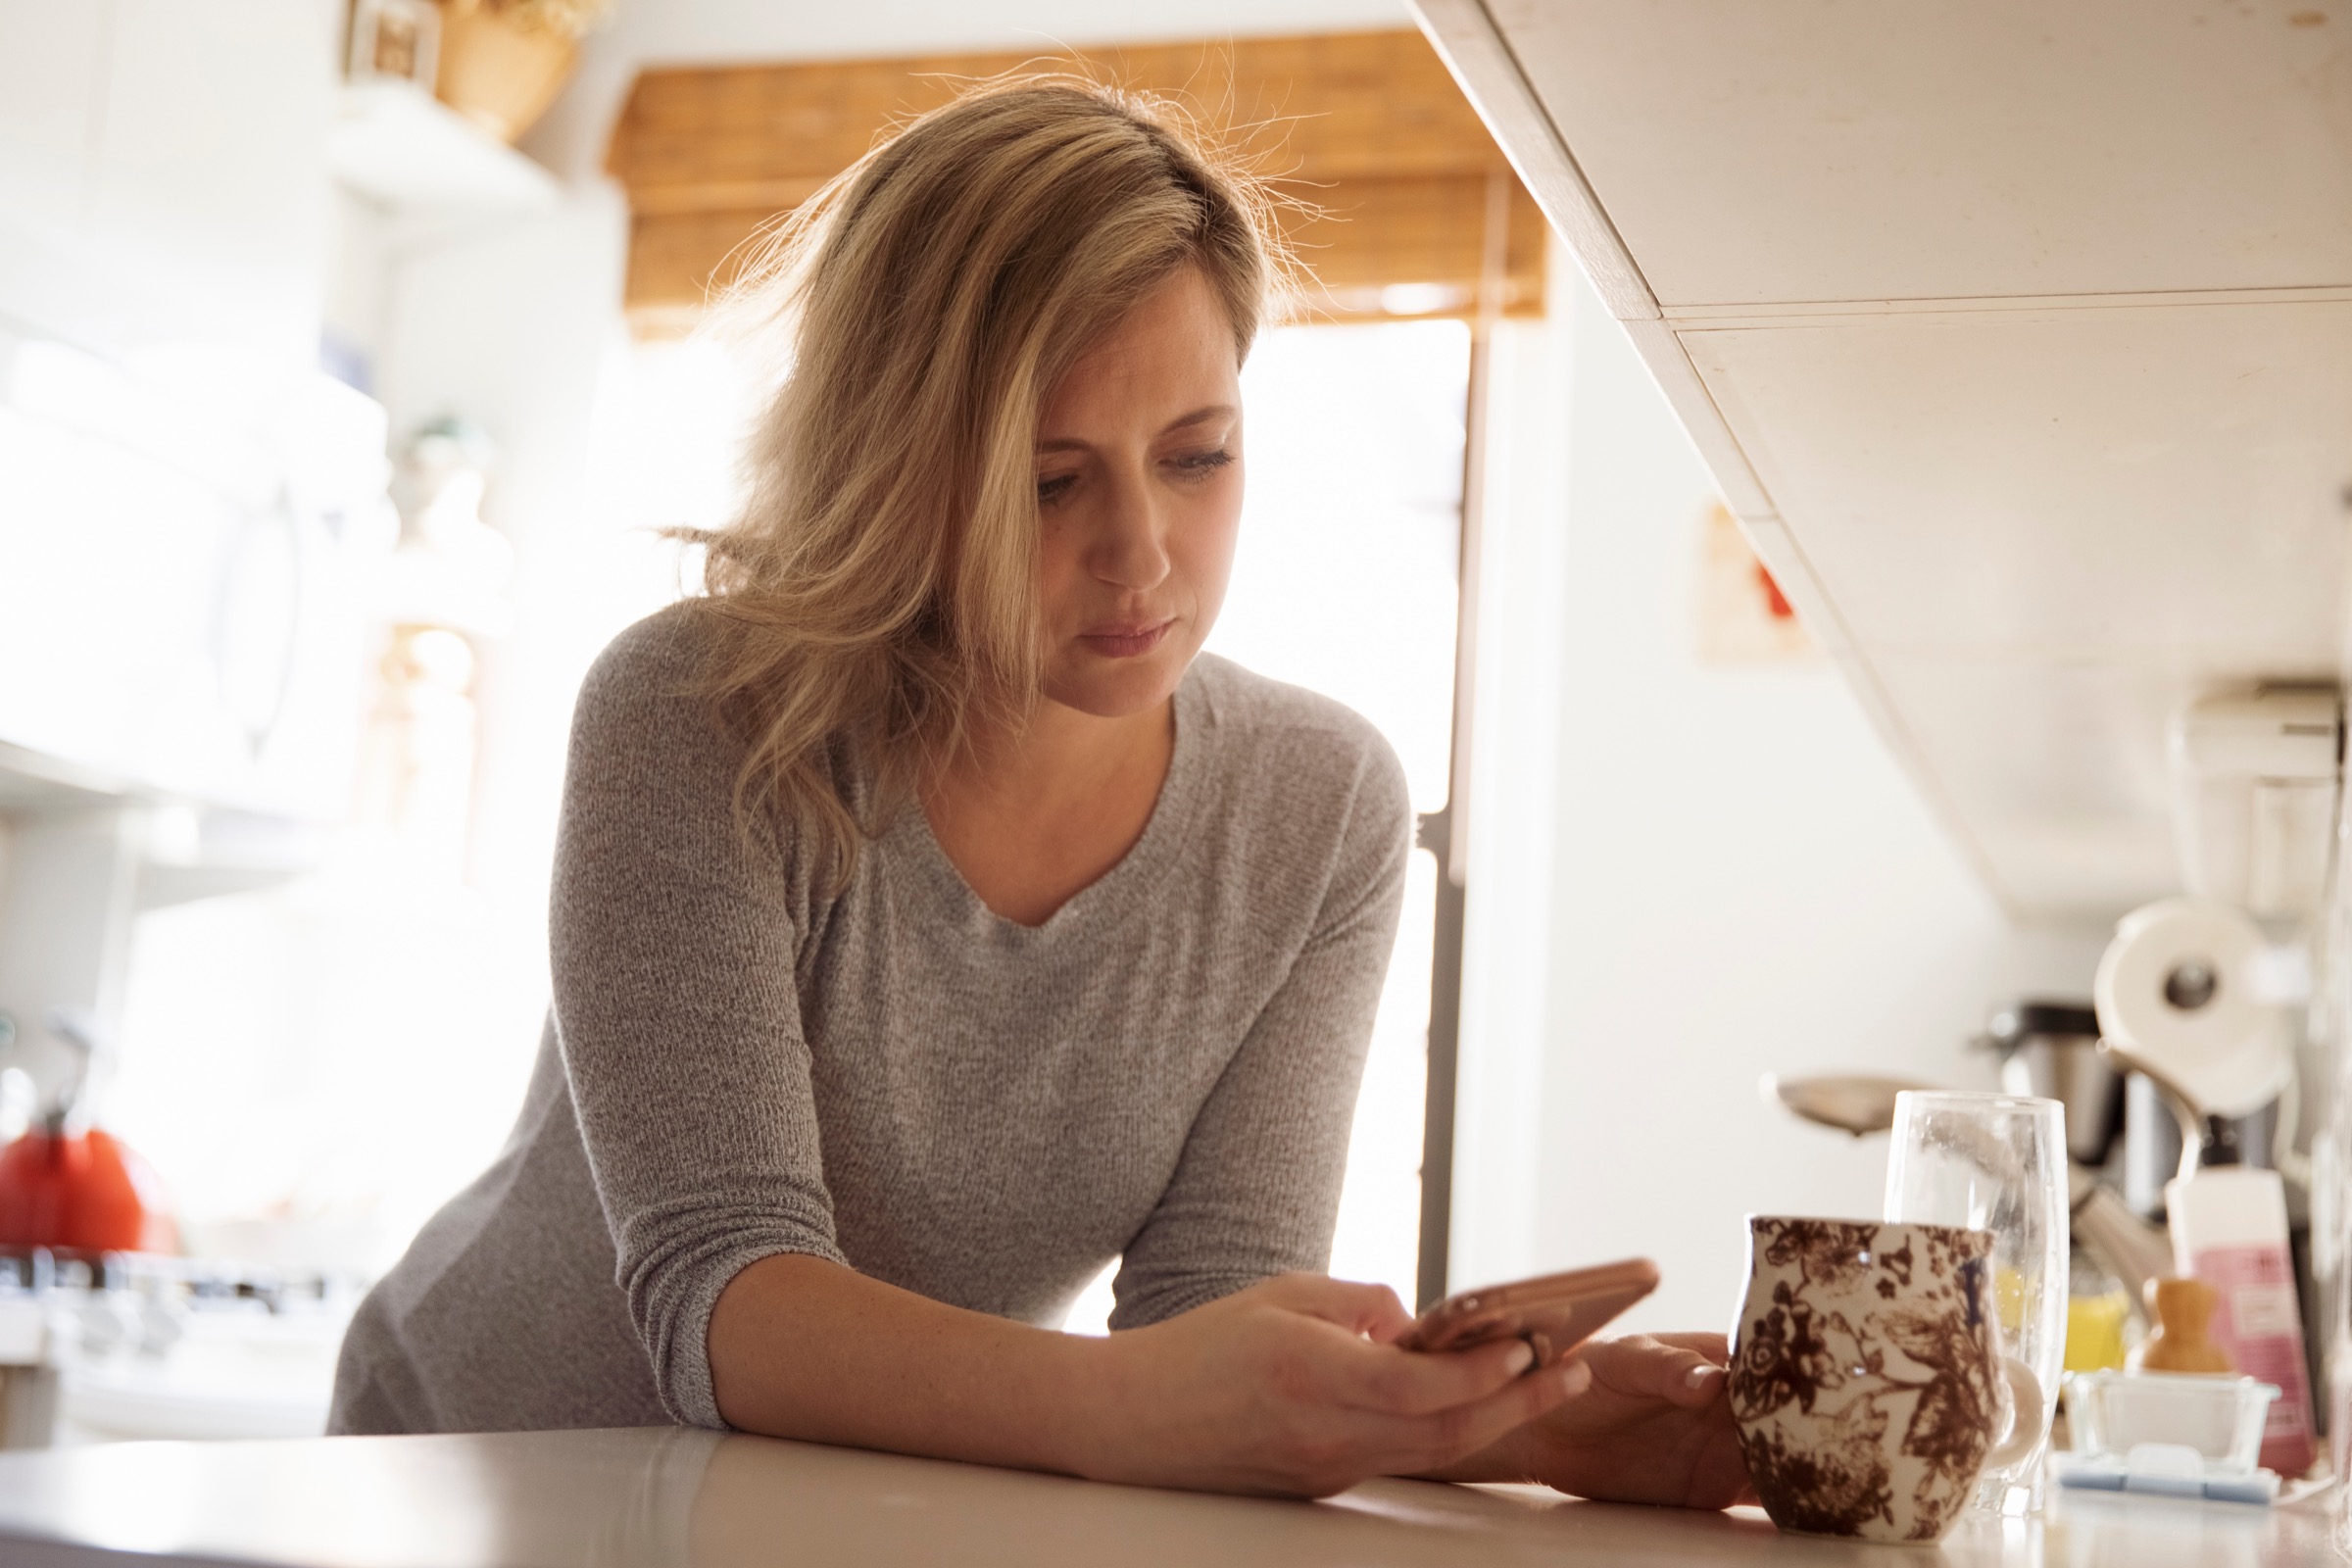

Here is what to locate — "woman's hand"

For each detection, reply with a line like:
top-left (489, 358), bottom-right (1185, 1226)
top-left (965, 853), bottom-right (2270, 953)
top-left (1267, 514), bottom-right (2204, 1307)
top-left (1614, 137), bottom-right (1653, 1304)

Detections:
top-left (1437, 1332), bottom-right (1755, 1508)
top-left (1080, 1273), bottom-right (1589, 1497)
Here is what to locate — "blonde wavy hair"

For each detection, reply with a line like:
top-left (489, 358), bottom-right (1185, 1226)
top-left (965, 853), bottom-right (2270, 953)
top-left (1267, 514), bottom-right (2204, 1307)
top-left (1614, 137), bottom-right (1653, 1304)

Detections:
top-left (686, 77), bottom-right (1286, 886)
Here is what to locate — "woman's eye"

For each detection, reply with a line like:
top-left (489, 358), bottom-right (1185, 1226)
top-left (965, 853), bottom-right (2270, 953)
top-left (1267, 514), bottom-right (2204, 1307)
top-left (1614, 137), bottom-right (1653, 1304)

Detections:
top-left (1036, 472), bottom-right (1078, 505)
top-left (1171, 449), bottom-right (1235, 478)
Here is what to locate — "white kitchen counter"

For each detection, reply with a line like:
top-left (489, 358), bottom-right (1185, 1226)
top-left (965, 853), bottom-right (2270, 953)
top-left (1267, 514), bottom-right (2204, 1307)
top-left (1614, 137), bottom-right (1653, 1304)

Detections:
top-left (0, 1427), bottom-right (2336, 1567)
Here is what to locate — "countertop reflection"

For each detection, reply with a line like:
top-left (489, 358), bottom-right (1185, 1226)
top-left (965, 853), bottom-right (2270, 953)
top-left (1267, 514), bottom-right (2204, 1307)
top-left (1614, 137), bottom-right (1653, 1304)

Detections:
top-left (0, 1426), bottom-right (2336, 1567)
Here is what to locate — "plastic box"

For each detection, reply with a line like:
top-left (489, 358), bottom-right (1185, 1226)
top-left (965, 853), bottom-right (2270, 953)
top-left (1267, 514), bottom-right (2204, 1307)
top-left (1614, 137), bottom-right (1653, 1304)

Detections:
top-left (2065, 1370), bottom-right (2279, 1472)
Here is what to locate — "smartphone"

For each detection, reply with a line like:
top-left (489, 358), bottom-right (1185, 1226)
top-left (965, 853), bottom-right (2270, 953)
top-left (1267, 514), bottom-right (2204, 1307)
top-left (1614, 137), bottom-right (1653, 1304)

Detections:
top-left (1396, 1257), bottom-right (1659, 1369)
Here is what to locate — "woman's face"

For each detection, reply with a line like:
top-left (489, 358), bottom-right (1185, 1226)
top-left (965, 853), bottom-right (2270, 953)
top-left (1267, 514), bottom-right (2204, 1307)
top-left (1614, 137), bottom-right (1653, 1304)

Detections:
top-left (1032, 266), bottom-right (1245, 720)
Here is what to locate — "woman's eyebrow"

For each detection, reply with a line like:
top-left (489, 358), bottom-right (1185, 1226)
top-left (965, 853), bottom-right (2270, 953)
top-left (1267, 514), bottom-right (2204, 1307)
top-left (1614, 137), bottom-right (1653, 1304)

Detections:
top-left (1162, 403), bottom-right (1238, 434)
top-left (1035, 404), bottom-right (1239, 454)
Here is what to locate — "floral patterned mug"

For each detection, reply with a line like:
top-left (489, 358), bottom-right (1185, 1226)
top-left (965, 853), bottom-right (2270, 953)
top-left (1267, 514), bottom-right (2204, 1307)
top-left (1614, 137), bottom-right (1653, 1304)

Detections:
top-left (1729, 1216), bottom-right (2045, 1544)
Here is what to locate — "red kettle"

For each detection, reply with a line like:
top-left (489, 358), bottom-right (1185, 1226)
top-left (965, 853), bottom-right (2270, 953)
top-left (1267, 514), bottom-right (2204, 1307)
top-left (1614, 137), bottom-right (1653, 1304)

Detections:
top-left (0, 1124), bottom-right (177, 1253)
top-left (0, 1014), bottom-right (176, 1254)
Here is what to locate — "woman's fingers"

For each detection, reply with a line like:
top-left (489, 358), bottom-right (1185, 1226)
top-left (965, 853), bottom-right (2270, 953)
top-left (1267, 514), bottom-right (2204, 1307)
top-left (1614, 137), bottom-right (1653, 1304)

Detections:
top-left (1644, 1331), bottom-right (1732, 1361)
top-left (1332, 1333), bottom-right (1540, 1416)
top-left (1373, 1355), bottom-right (1591, 1475)
top-left (1576, 1333), bottom-right (1730, 1408)
top-left (1268, 1274), bottom-right (1417, 1342)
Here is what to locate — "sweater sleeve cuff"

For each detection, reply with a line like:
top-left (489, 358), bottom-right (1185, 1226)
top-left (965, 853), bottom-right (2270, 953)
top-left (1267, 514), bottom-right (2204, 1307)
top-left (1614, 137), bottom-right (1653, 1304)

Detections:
top-left (661, 1238), bottom-right (851, 1430)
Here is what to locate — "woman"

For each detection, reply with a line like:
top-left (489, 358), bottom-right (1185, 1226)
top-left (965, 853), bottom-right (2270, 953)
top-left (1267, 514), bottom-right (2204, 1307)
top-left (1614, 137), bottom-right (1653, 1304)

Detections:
top-left (331, 78), bottom-right (1748, 1504)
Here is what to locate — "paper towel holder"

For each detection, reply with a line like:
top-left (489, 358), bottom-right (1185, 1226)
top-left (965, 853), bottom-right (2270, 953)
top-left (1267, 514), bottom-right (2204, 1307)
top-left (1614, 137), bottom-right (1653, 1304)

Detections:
top-left (2093, 895), bottom-right (2300, 1185)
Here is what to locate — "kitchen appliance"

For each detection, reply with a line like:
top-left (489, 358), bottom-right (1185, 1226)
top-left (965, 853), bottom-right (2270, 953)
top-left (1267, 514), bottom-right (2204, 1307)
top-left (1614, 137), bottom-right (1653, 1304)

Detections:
top-left (1982, 1003), bottom-right (2121, 1170)
top-left (1969, 998), bottom-right (2178, 1319)
top-left (0, 1015), bottom-right (173, 1256)
top-left (0, 1132), bottom-right (173, 1256)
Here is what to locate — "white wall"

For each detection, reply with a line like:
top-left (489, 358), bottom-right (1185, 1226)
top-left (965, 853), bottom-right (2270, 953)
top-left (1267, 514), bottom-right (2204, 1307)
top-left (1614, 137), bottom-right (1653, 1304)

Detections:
top-left (1454, 262), bottom-right (2113, 1335)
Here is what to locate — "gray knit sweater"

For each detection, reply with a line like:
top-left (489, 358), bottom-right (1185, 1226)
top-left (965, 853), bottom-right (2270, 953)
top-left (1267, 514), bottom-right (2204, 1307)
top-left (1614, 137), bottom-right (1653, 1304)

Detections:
top-left (329, 606), bottom-right (1409, 1435)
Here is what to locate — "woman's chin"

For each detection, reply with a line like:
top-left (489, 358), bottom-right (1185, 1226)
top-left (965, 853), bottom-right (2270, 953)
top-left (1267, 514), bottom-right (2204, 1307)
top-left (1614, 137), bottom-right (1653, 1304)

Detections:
top-left (1042, 652), bottom-right (1191, 721)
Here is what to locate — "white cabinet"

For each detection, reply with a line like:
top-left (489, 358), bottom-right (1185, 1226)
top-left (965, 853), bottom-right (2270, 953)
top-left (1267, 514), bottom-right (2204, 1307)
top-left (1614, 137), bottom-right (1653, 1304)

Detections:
top-left (0, 0), bottom-right (334, 363)
top-left (0, 0), bottom-right (369, 820)
top-left (1483, 0), bottom-right (2352, 307)
top-left (1420, 0), bottom-right (2352, 920)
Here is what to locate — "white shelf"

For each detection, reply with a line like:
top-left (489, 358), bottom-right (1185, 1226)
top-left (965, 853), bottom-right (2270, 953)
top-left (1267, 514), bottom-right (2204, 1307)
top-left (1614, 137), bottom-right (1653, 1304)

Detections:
top-left (328, 81), bottom-right (559, 215)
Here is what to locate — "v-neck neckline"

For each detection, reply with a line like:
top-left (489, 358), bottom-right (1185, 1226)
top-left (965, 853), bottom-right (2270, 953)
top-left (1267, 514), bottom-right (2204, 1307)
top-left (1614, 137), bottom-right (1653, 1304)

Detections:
top-left (898, 667), bottom-right (1212, 947)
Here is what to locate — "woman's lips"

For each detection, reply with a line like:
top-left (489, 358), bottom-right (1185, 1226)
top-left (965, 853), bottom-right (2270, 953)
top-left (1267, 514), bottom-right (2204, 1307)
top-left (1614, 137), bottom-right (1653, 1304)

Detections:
top-left (1077, 618), bottom-right (1174, 659)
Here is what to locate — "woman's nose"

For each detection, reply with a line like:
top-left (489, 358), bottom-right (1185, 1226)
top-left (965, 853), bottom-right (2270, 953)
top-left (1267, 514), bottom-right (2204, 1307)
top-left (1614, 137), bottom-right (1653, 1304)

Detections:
top-left (1088, 469), bottom-right (1172, 592)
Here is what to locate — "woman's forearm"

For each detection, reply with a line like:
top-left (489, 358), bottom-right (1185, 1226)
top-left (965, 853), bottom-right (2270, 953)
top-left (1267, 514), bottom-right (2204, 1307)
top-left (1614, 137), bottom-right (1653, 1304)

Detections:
top-left (708, 1262), bottom-right (1587, 1497)
top-left (707, 1253), bottom-right (1116, 1474)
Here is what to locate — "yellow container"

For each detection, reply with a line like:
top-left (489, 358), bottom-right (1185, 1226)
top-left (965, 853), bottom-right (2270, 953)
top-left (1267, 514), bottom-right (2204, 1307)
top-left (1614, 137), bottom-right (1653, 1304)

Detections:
top-left (2065, 1288), bottom-right (2132, 1373)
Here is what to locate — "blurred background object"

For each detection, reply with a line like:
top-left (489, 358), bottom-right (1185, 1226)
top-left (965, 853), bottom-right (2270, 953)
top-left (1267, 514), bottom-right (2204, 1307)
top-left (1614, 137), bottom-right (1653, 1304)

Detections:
top-left (348, 0), bottom-right (443, 93)
top-left (435, 0), bottom-right (614, 144)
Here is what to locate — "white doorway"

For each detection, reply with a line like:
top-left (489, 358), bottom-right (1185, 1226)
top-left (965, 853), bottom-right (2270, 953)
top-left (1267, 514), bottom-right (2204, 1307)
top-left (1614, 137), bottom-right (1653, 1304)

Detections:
top-left (1063, 317), bottom-right (1471, 1329)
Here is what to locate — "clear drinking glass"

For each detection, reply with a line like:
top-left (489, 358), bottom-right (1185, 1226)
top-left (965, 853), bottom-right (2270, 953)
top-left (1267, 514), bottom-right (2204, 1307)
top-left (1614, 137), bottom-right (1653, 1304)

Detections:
top-left (1883, 1090), bottom-right (2070, 1515)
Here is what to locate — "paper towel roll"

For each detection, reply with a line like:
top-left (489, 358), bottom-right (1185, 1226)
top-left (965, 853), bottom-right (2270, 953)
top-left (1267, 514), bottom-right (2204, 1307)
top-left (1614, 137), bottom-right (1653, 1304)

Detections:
top-left (2091, 897), bottom-right (2292, 1119)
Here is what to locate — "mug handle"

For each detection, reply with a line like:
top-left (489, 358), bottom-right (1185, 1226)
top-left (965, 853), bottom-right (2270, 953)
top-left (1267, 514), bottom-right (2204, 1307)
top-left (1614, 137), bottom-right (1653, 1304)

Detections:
top-left (1984, 1357), bottom-right (2047, 1470)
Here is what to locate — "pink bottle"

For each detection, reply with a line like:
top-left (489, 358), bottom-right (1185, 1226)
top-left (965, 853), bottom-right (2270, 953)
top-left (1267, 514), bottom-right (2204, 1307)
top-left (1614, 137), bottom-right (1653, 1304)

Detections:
top-left (2165, 1167), bottom-right (2318, 1478)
